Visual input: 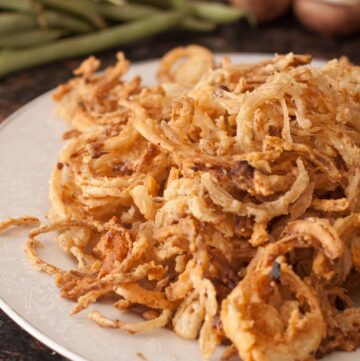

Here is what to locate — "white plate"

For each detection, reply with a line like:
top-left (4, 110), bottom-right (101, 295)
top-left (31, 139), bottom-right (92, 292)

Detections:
top-left (0, 53), bottom-right (356, 361)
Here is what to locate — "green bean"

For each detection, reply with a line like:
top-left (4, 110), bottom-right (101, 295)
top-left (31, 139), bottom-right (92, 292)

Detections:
top-left (0, 0), bottom-right (33, 14)
top-left (97, 3), bottom-right (158, 21)
top-left (44, 10), bottom-right (93, 33)
top-left (106, 0), bottom-right (125, 4)
top-left (39, 0), bottom-right (106, 28)
top-left (97, 2), bottom-right (216, 32)
top-left (128, 0), bottom-right (172, 9)
top-left (168, 0), bottom-right (186, 9)
top-left (0, 0), bottom-right (94, 33)
top-left (0, 13), bottom-right (37, 34)
top-left (0, 29), bottom-right (67, 49)
top-left (131, 0), bottom-right (245, 24)
top-left (182, 17), bottom-right (216, 32)
top-left (0, 10), bottom-right (184, 78)
top-left (0, 9), bottom-right (93, 34)
top-left (97, 0), bottom-right (125, 4)
top-left (191, 1), bottom-right (247, 24)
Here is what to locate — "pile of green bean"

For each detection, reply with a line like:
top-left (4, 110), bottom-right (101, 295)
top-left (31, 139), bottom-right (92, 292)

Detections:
top-left (0, 0), bottom-right (249, 78)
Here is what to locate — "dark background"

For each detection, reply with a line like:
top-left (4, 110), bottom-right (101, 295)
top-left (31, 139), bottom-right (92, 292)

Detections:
top-left (0, 11), bottom-right (359, 361)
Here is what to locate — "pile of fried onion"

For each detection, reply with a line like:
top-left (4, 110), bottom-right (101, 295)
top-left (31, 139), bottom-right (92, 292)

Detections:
top-left (2, 45), bottom-right (360, 361)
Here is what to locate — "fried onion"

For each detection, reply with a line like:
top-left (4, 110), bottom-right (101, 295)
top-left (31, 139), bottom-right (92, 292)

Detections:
top-left (2, 46), bottom-right (360, 361)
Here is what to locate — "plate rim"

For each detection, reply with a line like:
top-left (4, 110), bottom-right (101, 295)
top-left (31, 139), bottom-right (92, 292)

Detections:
top-left (0, 52), bottom-right (325, 361)
top-left (0, 90), bottom-right (88, 361)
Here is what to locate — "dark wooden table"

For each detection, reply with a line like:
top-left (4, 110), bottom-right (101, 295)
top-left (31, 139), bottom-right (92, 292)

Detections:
top-left (0, 12), bottom-right (359, 361)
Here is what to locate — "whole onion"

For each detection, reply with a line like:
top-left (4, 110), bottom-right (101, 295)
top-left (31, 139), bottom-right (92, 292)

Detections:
top-left (230, 0), bottom-right (292, 23)
top-left (294, 0), bottom-right (360, 36)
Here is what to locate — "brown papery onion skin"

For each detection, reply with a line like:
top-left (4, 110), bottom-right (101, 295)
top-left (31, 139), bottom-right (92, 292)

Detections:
top-left (230, 0), bottom-right (292, 23)
top-left (294, 0), bottom-right (360, 36)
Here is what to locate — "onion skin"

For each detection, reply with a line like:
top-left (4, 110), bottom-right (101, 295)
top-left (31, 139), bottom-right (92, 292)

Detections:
top-left (294, 0), bottom-right (360, 36)
top-left (230, 0), bottom-right (292, 23)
